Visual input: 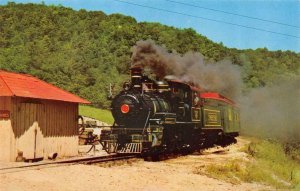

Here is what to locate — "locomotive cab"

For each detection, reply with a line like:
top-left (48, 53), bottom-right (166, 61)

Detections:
top-left (167, 80), bottom-right (203, 122)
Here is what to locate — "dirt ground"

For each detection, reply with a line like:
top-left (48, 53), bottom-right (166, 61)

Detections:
top-left (0, 137), bottom-right (273, 191)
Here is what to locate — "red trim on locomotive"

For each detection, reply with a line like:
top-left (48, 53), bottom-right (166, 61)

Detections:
top-left (200, 92), bottom-right (235, 105)
top-left (167, 79), bottom-right (235, 106)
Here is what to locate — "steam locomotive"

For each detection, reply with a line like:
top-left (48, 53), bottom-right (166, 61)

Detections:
top-left (100, 67), bottom-right (240, 159)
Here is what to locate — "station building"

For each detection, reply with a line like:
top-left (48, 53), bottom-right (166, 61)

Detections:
top-left (0, 70), bottom-right (90, 162)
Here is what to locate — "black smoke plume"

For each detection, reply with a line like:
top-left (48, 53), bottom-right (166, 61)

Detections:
top-left (131, 40), bottom-right (242, 99)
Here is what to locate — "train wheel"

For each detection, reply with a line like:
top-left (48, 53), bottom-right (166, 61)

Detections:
top-left (151, 154), bottom-right (160, 162)
top-left (144, 156), bottom-right (153, 161)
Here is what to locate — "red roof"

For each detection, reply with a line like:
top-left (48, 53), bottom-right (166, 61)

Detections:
top-left (0, 70), bottom-right (90, 104)
top-left (200, 92), bottom-right (235, 105)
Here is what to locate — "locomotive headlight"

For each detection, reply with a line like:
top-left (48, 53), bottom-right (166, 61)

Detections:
top-left (121, 104), bottom-right (130, 114)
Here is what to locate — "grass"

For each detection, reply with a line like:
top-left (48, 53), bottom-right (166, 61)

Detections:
top-left (195, 139), bottom-right (300, 189)
top-left (79, 105), bottom-right (114, 125)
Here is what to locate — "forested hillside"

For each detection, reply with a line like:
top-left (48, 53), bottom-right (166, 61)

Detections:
top-left (0, 2), bottom-right (299, 107)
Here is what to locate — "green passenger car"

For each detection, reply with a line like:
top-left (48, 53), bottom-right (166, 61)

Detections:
top-left (200, 93), bottom-right (240, 136)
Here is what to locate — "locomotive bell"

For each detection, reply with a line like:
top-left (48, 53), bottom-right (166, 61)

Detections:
top-left (123, 82), bottom-right (131, 91)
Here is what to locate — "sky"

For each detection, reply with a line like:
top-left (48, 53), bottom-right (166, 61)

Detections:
top-left (0, 0), bottom-right (299, 52)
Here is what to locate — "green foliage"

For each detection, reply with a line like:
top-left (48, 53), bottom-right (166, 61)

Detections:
top-left (0, 3), bottom-right (300, 108)
top-left (79, 105), bottom-right (114, 124)
top-left (197, 140), bottom-right (300, 189)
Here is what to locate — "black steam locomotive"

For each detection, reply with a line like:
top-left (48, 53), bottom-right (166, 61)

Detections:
top-left (100, 67), bottom-right (240, 159)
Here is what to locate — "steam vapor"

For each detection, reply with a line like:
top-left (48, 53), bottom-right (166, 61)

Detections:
top-left (131, 40), bottom-right (242, 99)
top-left (240, 77), bottom-right (300, 141)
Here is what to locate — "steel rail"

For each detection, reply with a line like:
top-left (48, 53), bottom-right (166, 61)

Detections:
top-left (0, 154), bottom-right (138, 174)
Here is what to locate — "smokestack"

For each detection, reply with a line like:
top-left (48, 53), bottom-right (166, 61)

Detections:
top-left (130, 66), bottom-right (143, 91)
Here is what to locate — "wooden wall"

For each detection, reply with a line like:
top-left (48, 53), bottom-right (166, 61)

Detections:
top-left (0, 96), bottom-right (14, 161)
top-left (11, 98), bottom-right (78, 137)
top-left (0, 96), bottom-right (79, 162)
top-left (0, 96), bottom-right (11, 110)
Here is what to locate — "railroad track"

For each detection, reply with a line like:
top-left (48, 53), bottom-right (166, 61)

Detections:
top-left (0, 154), bottom-right (137, 174)
top-left (79, 154), bottom-right (137, 165)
